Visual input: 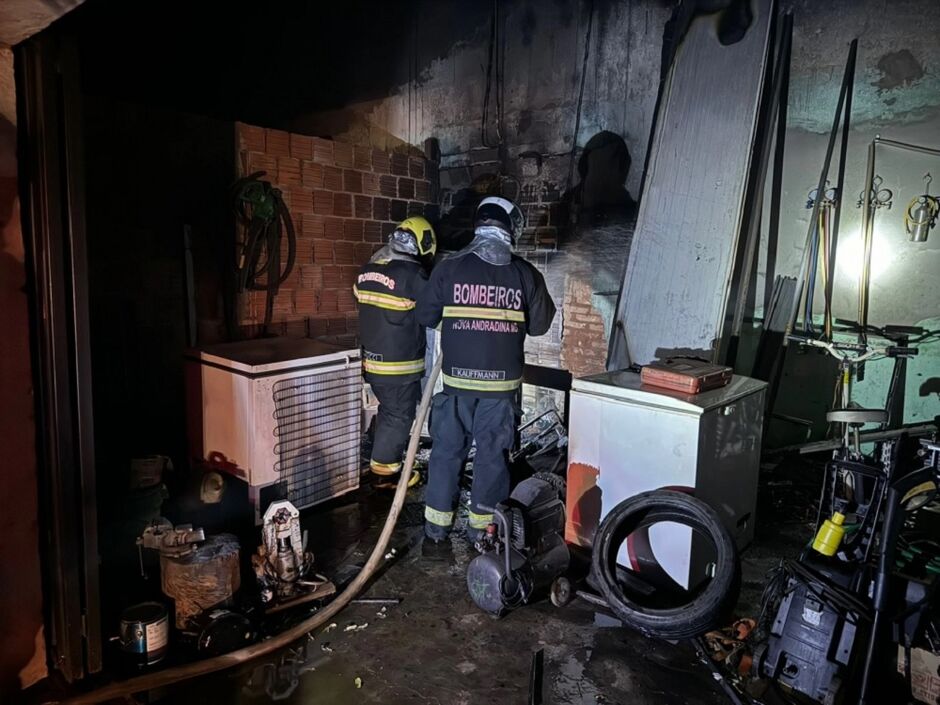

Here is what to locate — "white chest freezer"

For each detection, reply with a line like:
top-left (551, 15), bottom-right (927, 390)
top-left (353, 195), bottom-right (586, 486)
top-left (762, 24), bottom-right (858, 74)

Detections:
top-left (565, 370), bottom-right (766, 588)
top-left (186, 338), bottom-right (362, 520)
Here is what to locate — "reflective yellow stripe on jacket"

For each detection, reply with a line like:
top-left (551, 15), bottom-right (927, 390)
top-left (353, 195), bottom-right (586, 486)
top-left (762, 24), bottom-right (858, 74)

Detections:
top-left (441, 372), bottom-right (522, 392)
top-left (442, 305), bottom-right (525, 322)
top-left (363, 358), bottom-right (425, 376)
top-left (353, 285), bottom-right (416, 311)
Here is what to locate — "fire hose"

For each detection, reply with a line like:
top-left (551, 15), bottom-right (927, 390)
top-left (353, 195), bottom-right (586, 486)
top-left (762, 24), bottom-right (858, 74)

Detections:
top-left (60, 356), bottom-right (443, 705)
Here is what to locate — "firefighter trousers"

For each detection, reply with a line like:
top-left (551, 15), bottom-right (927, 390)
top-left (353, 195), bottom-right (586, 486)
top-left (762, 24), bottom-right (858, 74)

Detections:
top-left (424, 393), bottom-right (517, 540)
top-left (370, 381), bottom-right (421, 475)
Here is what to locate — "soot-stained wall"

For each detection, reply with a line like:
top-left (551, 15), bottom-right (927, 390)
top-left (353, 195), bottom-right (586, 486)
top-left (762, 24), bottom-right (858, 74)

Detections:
top-left (269, 0), bottom-right (940, 425)
top-left (55, 0), bottom-right (940, 428)
top-left (287, 0), bottom-right (667, 382)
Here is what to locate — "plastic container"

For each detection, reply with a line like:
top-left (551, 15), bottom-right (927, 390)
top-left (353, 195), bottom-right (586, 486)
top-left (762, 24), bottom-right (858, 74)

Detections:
top-left (813, 512), bottom-right (846, 556)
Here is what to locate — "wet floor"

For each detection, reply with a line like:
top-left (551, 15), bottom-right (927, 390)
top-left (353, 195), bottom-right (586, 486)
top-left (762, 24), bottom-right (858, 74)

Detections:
top-left (153, 482), bottom-right (810, 705)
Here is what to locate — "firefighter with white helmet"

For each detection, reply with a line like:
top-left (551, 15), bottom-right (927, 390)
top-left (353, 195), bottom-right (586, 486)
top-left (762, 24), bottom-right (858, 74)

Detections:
top-left (416, 197), bottom-right (556, 554)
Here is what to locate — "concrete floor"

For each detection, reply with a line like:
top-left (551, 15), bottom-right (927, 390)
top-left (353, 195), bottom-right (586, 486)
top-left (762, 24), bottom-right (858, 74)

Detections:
top-left (157, 481), bottom-right (810, 705)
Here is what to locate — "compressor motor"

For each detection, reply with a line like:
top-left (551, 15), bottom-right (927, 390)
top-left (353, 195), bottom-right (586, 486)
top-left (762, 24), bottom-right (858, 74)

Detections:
top-left (466, 475), bottom-right (569, 617)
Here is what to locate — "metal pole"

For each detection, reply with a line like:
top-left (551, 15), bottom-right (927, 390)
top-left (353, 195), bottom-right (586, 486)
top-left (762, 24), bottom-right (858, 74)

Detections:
top-left (858, 140), bottom-right (876, 344)
top-left (826, 43), bottom-right (856, 341)
top-left (764, 14), bottom-right (793, 314)
top-left (876, 136), bottom-right (940, 157)
top-left (786, 39), bottom-right (858, 341)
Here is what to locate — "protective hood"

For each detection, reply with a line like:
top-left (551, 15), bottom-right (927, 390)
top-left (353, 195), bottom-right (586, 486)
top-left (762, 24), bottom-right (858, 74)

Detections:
top-left (454, 225), bottom-right (513, 265)
top-left (369, 243), bottom-right (418, 264)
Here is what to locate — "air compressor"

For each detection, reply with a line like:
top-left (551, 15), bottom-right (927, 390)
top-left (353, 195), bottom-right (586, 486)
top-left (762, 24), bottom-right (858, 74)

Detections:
top-left (466, 475), bottom-right (569, 617)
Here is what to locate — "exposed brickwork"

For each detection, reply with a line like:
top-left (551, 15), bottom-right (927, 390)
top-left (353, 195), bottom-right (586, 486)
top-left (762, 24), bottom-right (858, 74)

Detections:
top-left (236, 122), bottom-right (435, 335)
top-left (560, 277), bottom-right (609, 377)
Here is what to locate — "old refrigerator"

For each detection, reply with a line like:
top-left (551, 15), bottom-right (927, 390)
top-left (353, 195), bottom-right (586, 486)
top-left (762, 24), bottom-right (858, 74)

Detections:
top-left (186, 338), bottom-right (362, 520)
top-left (566, 370), bottom-right (765, 589)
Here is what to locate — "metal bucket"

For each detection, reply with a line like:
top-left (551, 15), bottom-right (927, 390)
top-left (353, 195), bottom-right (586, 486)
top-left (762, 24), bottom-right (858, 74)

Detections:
top-left (119, 602), bottom-right (169, 666)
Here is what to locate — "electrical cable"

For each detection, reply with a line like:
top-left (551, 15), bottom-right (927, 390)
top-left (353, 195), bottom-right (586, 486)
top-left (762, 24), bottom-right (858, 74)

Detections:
top-left (58, 357), bottom-right (443, 705)
top-left (481, 0), bottom-right (501, 148)
top-left (783, 559), bottom-right (872, 625)
top-left (566, 0), bottom-right (595, 192)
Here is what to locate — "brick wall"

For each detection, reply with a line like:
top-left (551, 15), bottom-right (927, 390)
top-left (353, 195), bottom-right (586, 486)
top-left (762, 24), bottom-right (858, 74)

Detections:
top-left (560, 277), bottom-right (610, 377)
top-left (235, 122), bottom-right (436, 337)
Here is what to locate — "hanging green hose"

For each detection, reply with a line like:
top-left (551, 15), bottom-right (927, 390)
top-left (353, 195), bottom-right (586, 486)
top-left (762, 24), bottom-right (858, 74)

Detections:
top-left (233, 171), bottom-right (297, 334)
top-left (60, 357), bottom-right (443, 704)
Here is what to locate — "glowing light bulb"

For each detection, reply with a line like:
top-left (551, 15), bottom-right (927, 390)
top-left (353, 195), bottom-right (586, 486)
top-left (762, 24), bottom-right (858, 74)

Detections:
top-left (836, 230), bottom-right (893, 281)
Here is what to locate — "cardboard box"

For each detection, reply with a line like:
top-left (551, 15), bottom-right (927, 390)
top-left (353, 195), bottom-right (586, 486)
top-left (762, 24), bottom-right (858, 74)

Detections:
top-left (898, 646), bottom-right (940, 704)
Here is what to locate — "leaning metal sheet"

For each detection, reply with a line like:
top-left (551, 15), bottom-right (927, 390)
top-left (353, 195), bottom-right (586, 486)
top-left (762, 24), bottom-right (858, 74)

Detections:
top-left (608, 1), bottom-right (773, 368)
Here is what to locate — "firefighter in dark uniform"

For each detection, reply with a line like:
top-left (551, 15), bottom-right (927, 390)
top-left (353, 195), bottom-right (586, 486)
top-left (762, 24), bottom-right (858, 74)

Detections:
top-left (416, 197), bottom-right (556, 550)
top-left (354, 216), bottom-right (436, 483)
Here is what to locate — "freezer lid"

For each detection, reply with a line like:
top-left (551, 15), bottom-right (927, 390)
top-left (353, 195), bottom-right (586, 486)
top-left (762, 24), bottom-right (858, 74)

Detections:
top-left (572, 369), bottom-right (766, 413)
top-left (190, 337), bottom-right (359, 375)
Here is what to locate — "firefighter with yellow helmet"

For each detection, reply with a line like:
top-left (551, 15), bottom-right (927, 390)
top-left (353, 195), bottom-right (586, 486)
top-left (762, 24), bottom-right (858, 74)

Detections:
top-left (354, 216), bottom-right (436, 482)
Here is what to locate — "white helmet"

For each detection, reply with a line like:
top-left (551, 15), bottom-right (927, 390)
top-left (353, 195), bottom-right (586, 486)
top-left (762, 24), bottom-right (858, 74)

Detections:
top-left (475, 196), bottom-right (525, 244)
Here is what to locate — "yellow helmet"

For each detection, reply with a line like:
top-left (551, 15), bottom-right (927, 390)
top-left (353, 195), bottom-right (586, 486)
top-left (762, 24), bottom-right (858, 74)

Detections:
top-left (396, 216), bottom-right (437, 257)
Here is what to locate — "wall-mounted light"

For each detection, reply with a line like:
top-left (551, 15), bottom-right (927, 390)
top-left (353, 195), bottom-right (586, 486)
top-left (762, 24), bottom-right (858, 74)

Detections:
top-left (838, 230), bottom-right (892, 281)
top-left (904, 173), bottom-right (939, 243)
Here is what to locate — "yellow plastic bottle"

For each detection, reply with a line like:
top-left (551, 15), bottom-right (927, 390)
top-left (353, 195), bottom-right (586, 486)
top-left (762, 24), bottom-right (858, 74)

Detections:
top-left (813, 512), bottom-right (846, 556)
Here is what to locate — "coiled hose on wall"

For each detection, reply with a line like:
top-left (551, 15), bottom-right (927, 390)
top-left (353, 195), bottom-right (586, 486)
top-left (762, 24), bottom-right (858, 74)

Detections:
top-left (591, 490), bottom-right (740, 640)
top-left (233, 171), bottom-right (297, 333)
top-left (59, 357), bottom-right (443, 705)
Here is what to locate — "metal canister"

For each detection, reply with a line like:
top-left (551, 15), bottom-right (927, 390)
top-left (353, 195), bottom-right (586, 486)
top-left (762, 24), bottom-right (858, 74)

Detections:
top-left (119, 602), bottom-right (169, 666)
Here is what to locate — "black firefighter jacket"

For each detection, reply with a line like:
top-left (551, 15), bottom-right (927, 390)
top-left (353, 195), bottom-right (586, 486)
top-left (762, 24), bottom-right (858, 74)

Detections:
top-left (416, 250), bottom-right (556, 398)
top-left (354, 249), bottom-right (429, 385)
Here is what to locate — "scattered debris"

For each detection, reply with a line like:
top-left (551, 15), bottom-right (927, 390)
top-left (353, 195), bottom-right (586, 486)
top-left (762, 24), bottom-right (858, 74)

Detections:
top-left (242, 643), bottom-right (315, 701)
top-left (703, 618), bottom-right (756, 677)
top-left (376, 606), bottom-right (388, 619)
top-left (351, 596), bottom-right (402, 605)
top-left (323, 622), bottom-right (338, 633)
top-left (320, 642), bottom-right (333, 654)
top-left (384, 548), bottom-right (397, 560)
top-left (692, 636), bottom-right (749, 705)
top-left (344, 622), bottom-right (369, 632)
top-left (354, 676), bottom-right (363, 689)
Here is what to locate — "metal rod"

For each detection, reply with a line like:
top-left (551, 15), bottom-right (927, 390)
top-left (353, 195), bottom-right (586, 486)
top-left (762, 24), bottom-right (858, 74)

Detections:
top-left (875, 136), bottom-right (940, 157)
top-left (826, 42), bottom-right (856, 341)
top-left (770, 421), bottom-right (936, 456)
top-left (764, 14), bottom-right (792, 315)
top-left (858, 139), bottom-right (876, 344)
top-left (857, 135), bottom-right (940, 351)
top-left (528, 648), bottom-right (544, 705)
top-left (786, 39), bottom-right (858, 341)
